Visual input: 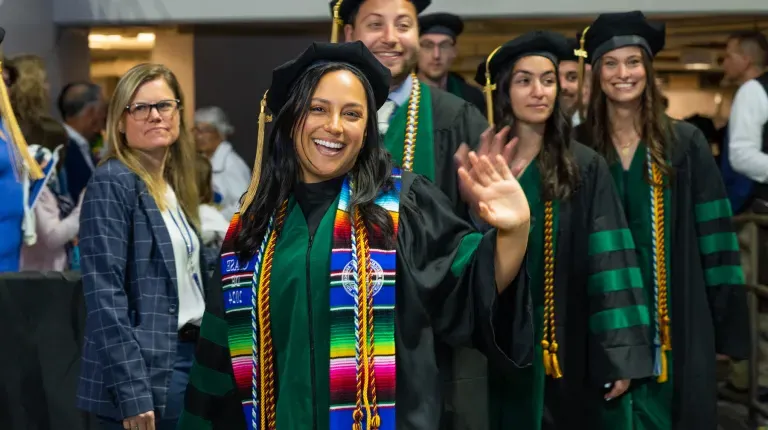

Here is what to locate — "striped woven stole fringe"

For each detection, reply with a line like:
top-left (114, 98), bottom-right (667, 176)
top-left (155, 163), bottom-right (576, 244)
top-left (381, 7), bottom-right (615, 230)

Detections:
top-left (330, 170), bottom-right (400, 430)
top-left (218, 169), bottom-right (402, 430)
top-left (646, 150), bottom-right (671, 383)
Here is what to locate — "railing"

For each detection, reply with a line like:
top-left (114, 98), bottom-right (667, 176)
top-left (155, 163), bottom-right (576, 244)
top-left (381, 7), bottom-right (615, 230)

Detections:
top-left (720, 213), bottom-right (768, 426)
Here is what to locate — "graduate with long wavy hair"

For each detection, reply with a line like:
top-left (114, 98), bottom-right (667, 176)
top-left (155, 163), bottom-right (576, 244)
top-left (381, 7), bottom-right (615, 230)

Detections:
top-left (577, 11), bottom-right (749, 429)
top-left (476, 30), bottom-right (653, 430)
top-left (179, 41), bottom-right (533, 430)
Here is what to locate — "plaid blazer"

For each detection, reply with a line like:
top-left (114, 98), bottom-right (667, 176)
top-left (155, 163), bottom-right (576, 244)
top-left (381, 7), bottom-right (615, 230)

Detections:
top-left (76, 158), bottom-right (206, 420)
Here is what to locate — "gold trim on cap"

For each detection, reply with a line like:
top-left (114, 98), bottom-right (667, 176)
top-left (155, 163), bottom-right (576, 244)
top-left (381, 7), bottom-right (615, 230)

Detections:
top-left (239, 90), bottom-right (273, 214)
top-left (576, 26), bottom-right (590, 123)
top-left (0, 61), bottom-right (43, 180)
top-left (331, 0), bottom-right (345, 43)
top-left (483, 45), bottom-right (502, 127)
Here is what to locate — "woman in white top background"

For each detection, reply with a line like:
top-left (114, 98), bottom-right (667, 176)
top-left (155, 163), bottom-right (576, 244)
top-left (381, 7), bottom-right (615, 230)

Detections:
top-left (76, 63), bottom-right (205, 430)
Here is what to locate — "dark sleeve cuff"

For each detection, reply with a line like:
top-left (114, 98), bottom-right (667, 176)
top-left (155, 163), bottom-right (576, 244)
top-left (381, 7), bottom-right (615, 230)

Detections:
top-left (714, 293), bottom-right (750, 360)
top-left (591, 339), bottom-right (655, 384)
top-left (472, 229), bottom-right (534, 373)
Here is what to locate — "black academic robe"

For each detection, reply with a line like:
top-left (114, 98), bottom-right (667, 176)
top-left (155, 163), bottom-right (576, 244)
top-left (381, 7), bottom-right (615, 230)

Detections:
top-left (426, 87), bottom-right (489, 221)
top-left (446, 72), bottom-right (487, 118)
top-left (179, 172), bottom-right (533, 430)
top-left (487, 142), bottom-right (654, 430)
top-left (576, 121), bottom-right (749, 429)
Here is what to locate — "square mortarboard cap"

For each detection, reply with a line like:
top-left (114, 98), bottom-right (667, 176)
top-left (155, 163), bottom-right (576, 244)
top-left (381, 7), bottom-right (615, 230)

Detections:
top-left (329, 0), bottom-right (431, 26)
top-left (419, 13), bottom-right (464, 39)
top-left (240, 41), bottom-right (391, 213)
top-left (583, 11), bottom-right (666, 64)
top-left (561, 37), bottom-right (580, 62)
top-left (474, 30), bottom-right (571, 88)
top-left (473, 31), bottom-right (571, 125)
top-left (267, 41), bottom-right (391, 114)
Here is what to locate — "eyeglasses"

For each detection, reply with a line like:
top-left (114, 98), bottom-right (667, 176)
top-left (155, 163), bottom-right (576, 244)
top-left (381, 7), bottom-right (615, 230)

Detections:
top-left (419, 41), bottom-right (455, 52)
top-left (125, 99), bottom-right (181, 121)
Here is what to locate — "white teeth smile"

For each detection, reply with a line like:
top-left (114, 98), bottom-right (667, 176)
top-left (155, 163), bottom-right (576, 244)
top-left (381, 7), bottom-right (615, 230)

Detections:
top-left (377, 52), bottom-right (401, 57)
top-left (314, 139), bottom-right (343, 149)
top-left (614, 83), bottom-right (635, 89)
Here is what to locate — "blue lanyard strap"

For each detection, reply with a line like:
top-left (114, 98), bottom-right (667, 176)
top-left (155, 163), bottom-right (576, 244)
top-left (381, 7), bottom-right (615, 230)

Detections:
top-left (169, 206), bottom-right (194, 257)
top-left (169, 206), bottom-right (204, 295)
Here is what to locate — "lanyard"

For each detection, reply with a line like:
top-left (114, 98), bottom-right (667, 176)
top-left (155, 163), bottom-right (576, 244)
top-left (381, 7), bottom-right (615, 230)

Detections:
top-left (169, 206), bottom-right (203, 294)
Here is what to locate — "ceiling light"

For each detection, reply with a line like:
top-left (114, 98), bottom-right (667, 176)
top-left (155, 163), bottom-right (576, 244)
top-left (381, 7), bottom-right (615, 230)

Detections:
top-left (136, 33), bottom-right (156, 42)
top-left (684, 63), bottom-right (713, 71)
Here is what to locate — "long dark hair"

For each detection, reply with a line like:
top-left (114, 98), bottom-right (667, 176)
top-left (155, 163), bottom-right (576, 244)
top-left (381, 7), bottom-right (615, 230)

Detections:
top-left (493, 60), bottom-right (579, 201)
top-left (583, 50), bottom-right (674, 182)
top-left (236, 62), bottom-right (394, 259)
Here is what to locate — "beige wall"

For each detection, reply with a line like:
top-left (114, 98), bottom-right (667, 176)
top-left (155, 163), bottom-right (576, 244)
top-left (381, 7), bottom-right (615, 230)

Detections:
top-left (660, 73), bottom-right (735, 126)
top-left (150, 30), bottom-right (195, 125)
top-left (90, 29), bottom-right (195, 124)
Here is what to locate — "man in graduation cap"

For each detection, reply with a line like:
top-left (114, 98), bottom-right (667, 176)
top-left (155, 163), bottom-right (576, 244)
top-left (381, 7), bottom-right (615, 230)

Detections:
top-left (417, 13), bottom-right (486, 115)
top-left (328, 0), bottom-right (490, 222)
top-left (558, 32), bottom-right (591, 127)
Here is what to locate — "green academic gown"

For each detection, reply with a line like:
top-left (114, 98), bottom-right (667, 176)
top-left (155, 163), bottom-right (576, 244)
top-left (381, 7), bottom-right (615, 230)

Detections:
top-left (179, 172), bottom-right (533, 430)
top-left (578, 120), bottom-right (749, 429)
top-left (487, 142), bottom-right (654, 430)
top-left (383, 81), bottom-right (488, 222)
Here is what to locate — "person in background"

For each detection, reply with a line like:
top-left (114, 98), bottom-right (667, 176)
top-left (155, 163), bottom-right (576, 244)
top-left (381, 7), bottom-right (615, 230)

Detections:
top-left (19, 145), bottom-right (83, 271)
top-left (8, 55), bottom-right (83, 272)
top-left (331, 1), bottom-right (496, 426)
top-left (722, 29), bottom-right (768, 401)
top-left (9, 55), bottom-right (68, 153)
top-left (0, 27), bottom-right (44, 272)
top-left (417, 12), bottom-right (485, 114)
top-left (77, 63), bottom-right (203, 430)
top-left (193, 106), bottom-right (251, 220)
top-left (194, 152), bottom-right (229, 274)
top-left (559, 33), bottom-right (592, 127)
top-left (58, 81), bottom-right (108, 199)
top-left (578, 12), bottom-right (748, 429)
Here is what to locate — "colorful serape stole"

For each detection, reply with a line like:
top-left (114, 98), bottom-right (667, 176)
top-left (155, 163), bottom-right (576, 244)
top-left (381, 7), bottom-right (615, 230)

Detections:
top-left (329, 169), bottom-right (400, 430)
top-left (219, 169), bottom-right (402, 430)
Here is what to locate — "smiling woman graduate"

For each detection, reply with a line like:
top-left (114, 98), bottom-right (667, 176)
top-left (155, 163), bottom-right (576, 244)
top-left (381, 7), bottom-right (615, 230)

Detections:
top-left (577, 11), bottom-right (749, 430)
top-left (178, 41), bottom-right (534, 430)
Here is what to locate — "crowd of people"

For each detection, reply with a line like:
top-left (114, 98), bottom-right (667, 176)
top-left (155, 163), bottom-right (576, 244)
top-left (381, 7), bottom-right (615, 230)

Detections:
top-left (1, 1), bottom-right (767, 429)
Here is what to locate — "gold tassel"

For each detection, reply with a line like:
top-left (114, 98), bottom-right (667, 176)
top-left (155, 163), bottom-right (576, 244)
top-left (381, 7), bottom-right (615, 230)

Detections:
top-left (657, 345), bottom-right (669, 383)
top-left (238, 90), bottom-right (272, 214)
top-left (549, 342), bottom-right (563, 379)
top-left (330, 0), bottom-right (344, 43)
top-left (575, 26), bottom-right (590, 124)
top-left (541, 341), bottom-right (553, 376)
top-left (0, 61), bottom-right (43, 180)
top-left (483, 45), bottom-right (502, 127)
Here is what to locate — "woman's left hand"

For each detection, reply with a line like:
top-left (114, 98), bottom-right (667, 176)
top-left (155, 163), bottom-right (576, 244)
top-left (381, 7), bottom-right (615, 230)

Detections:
top-left (457, 151), bottom-right (530, 231)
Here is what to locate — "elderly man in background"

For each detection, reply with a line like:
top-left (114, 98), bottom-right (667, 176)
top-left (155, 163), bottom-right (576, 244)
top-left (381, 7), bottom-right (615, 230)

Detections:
top-left (193, 106), bottom-right (251, 220)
